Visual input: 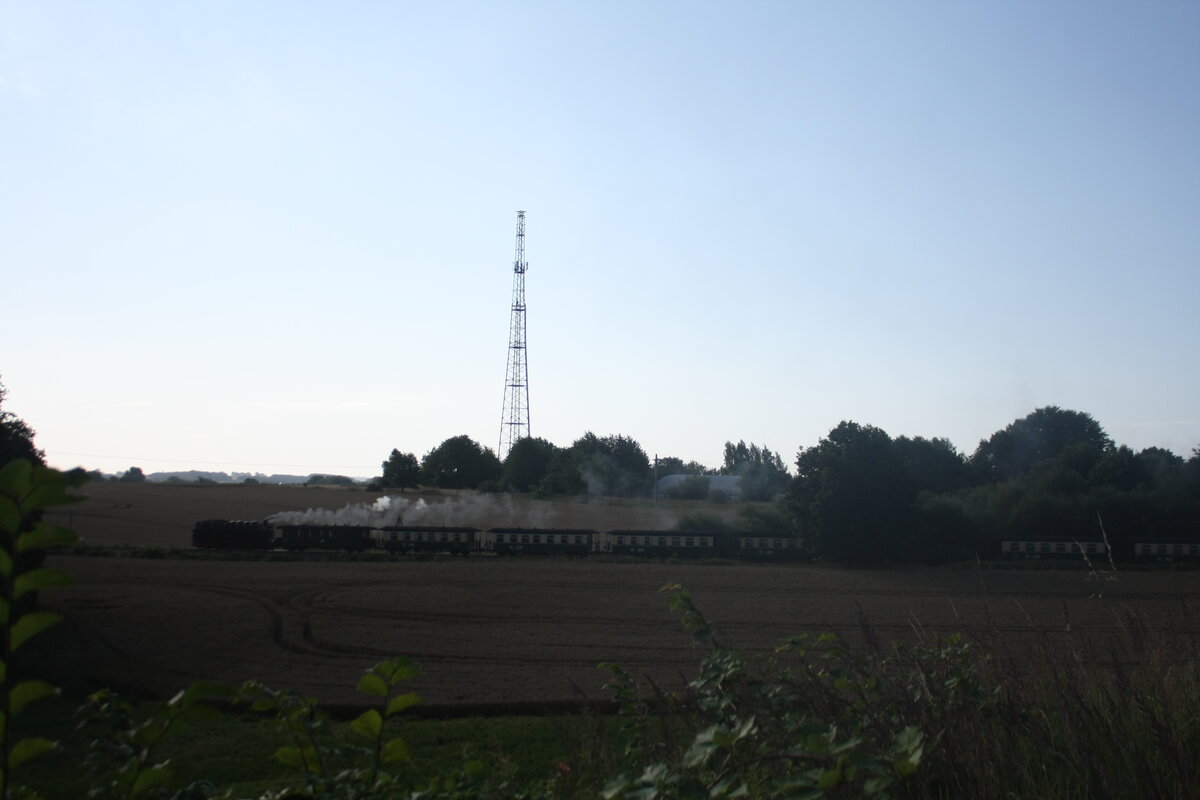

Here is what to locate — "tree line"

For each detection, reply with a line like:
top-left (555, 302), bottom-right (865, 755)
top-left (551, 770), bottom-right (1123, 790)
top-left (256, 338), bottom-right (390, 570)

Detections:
top-left (3, 373), bottom-right (1196, 565)
top-left (381, 406), bottom-right (1199, 564)
top-left (788, 407), bottom-right (1200, 564)
top-left (379, 433), bottom-right (789, 501)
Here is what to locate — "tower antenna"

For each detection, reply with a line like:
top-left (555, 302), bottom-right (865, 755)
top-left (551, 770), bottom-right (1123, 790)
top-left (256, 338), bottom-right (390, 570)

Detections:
top-left (498, 210), bottom-right (530, 459)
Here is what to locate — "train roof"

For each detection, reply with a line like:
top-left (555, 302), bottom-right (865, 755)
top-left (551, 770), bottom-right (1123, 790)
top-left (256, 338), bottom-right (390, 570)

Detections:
top-left (608, 529), bottom-right (732, 536)
top-left (276, 523), bottom-right (375, 531)
top-left (487, 527), bottom-right (597, 535)
top-left (998, 536), bottom-right (1106, 543)
top-left (378, 525), bottom-right (479, 533)
top-left (1127, 536), bottom-right (1200, 544)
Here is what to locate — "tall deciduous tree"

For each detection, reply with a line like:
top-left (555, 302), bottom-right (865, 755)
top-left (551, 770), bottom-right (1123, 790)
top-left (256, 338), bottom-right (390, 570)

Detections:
top-left (655, 456), bottom-right (709, 477)
top-left (789, 422), bottom-right (912, 564)
top-left (540, 432), bottom-right (652, 497)
top-left (501, 437), bottom-right (558, 492)
top-left (720, 440), bottom-right (789, 501)
top-left (381, 449), bottom-right (420, 490)
top-left (120, 466), bottom-right (146, 483)
top-left (893, 436), bottom-right (969, 495)
top-left (0, 376), bottom-right (44, 468)
top-left (970, 406), bottom-right (1113, 482)
top-left (419, 436), bottom-right (501, 490)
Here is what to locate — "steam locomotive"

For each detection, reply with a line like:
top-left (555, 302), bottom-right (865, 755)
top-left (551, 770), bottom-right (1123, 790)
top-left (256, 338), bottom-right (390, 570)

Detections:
top-left (191, 519), bottom-right (806, 561)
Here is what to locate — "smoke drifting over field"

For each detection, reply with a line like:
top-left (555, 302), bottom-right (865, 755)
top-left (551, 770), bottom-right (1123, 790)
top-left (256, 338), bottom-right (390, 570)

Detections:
top-left (267, 493), bottom-right (575, 529)
top-left (266, 491), bottom-right (683, 530)
top-left (268, 496), bottom-right (415, 527)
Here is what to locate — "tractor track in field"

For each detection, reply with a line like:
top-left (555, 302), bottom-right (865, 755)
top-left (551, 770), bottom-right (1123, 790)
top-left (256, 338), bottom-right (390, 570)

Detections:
top-left (44, 555), bottom-right (1200, 707)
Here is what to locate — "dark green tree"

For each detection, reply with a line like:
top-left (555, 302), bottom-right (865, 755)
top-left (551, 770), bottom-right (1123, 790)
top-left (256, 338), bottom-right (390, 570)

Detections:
top-left (304, 474), bottom-right (357, 486)
top-left (1134, 446), bottom-right (1186, 490)
top-left (501, 437), bottom-right (557, 492)
top-left (720, 440), bottom-right (789, 501)
top-left (970, 406), bottom-right (1113, 482)
top-left (655, 456), bottom-right (709, 477)
top-left (893, 436), bottom-right (970, 494)
top-left (419, 435), bottom-right (501, 490)
top-left (539, 432), bottom-right (651, 497)
top-left (381, 449), bottom-right (420, 490)
top-left (788, 422), bottom-right (912, 564)
top-left (119, 466), bottom-right (146, 483)
top-left (0, 377), bottom-right (44, 468)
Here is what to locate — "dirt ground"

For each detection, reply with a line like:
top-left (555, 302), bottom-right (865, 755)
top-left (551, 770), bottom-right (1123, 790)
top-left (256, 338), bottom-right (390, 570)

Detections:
top-left (39, 555), bottom-right (1199, 713)
top-left (32, 483), bottom-right (1200, 713)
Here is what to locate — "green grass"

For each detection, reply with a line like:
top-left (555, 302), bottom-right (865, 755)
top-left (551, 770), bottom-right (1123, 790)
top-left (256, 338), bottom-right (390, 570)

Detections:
top-left (13, 693), bottom-right (588, 798)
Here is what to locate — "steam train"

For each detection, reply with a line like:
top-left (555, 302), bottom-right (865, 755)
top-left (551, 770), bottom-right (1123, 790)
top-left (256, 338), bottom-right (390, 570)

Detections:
top-left (192, 521), bottom-right (1200, 564)
top-left (960, 534), bottom-right (1200, 564)
top-left (191, 519), bottom-right (806, 561)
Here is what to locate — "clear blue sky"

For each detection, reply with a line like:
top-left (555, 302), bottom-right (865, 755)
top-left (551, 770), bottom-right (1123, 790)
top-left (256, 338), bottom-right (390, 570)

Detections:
top-left (3, 1), bottom-right (1198, 476)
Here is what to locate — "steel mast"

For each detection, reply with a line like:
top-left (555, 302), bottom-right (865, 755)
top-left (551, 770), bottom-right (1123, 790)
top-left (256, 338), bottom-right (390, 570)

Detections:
top-left (498, 210), bottom-right (530, 459)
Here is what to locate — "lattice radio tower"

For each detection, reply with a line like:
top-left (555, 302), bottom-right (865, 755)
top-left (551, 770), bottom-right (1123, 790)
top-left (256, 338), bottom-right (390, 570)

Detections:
top-left (498, 210), bottom-right (530, 459)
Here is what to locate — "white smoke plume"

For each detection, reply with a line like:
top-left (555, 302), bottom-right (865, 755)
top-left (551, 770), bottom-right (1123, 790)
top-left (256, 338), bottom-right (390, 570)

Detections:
top-left (268, 496), bottom-right (426, 527)
top-left (266, 492), bottom-right (564, 529)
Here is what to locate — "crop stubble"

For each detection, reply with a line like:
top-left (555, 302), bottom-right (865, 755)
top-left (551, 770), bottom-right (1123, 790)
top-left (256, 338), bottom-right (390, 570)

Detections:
top-left (41, 555), bottom-right (1200, 711)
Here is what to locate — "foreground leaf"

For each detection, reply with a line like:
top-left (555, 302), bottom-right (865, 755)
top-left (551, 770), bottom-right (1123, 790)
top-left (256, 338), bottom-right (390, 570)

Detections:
top-left (351, 709), bottom-right (383, 740)
top-left (9, 679), bottom-right (57, 716)
top-left (10, 611), bottom-right (61, 652)
top-left (385, 691), bottom-right (421, 717)
top-left (9, 737), bottom-right (55, 769)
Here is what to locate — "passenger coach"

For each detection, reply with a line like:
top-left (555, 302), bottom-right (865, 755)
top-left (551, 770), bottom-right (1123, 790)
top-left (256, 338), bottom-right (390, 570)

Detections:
top-left (998, 537), bottom-right (1107, 559)
top-left (736, 534), bottom-right (804, 560)
top-left (378, 525), bottom-right (476, 555)
top-left (606, 530), bottom-right (718, 558)
top-left (487, 527), bottom-right (595, 556)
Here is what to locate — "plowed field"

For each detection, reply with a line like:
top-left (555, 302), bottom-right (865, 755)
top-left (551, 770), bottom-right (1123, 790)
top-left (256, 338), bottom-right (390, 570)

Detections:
top-left (42, 555), bottom-right (1200, 712)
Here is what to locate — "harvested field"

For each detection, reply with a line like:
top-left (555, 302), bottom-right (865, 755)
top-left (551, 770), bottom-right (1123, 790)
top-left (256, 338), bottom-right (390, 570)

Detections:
top-left (41, 555), bottom-right (1200, 713)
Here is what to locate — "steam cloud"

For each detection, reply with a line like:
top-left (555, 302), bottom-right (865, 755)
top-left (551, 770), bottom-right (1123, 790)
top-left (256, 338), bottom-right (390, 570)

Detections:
top-left (266, 493), bottom-right (564, 529)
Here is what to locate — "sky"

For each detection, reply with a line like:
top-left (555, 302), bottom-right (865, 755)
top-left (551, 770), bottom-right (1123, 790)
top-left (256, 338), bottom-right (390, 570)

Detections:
top-left (2, 1), bottom-right (1198, 477)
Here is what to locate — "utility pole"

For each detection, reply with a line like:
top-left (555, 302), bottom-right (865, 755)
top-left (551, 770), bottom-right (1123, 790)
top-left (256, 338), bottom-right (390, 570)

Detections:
top-left (498, 211), bottom-right (530, 460)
